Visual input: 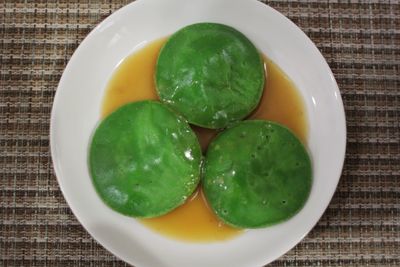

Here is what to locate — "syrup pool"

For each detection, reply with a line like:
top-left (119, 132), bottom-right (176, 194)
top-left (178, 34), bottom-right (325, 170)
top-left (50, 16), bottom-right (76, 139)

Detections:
top-left (101, 38), bottom-right (308, 242)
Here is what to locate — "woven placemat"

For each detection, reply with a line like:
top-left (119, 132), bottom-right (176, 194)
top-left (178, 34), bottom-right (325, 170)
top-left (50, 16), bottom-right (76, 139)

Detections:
top-left (1, 1), bottom-right (399, 266)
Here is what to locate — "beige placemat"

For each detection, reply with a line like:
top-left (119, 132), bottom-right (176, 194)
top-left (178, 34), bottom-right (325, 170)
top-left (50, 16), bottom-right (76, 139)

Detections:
top-left (1, 1), bottom-right (399, 266)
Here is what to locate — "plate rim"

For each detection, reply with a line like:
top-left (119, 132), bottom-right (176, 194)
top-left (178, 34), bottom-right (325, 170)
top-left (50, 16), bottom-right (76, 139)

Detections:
top-left (50, 0), bottom-right (347, 266)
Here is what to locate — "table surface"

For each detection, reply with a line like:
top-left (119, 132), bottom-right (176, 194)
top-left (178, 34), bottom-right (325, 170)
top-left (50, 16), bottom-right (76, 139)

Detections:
top-left (1, 1), bottom-right (399, 266)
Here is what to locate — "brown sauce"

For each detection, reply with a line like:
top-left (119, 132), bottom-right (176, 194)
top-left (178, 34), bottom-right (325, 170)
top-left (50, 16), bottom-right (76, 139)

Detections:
top-left (101, 38), bottom-right (308, 242)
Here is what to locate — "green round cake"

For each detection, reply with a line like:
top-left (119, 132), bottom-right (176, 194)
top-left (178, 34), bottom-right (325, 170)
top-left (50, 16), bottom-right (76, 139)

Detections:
top-left (155, 23), bottom-right (265, 129)
top-left (89, 101), bottom-right (202, 218)
top-left (203, 120), bottom-right (312, 228)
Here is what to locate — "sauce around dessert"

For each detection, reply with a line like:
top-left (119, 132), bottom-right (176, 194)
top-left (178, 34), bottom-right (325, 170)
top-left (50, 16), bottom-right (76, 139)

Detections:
top-left (101, 38), bottom-right (308, 242)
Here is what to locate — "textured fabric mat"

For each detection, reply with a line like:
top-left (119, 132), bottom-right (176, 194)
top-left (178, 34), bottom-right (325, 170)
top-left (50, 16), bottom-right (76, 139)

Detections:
top-left (1, 0), bottom-right (399, 266)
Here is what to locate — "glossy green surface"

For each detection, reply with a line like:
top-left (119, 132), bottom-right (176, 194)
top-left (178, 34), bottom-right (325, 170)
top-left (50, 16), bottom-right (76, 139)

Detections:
top-left (155, 23), bottom-right (265, 129)
top-left (89, 101), bottom-right (202, 218)
top-left (203, 120), bottom-right (312, 228)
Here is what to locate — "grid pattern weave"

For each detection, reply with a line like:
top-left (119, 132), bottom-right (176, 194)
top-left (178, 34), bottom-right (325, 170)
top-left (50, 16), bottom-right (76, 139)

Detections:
top-left (1, 1), bottom-right (399, 266)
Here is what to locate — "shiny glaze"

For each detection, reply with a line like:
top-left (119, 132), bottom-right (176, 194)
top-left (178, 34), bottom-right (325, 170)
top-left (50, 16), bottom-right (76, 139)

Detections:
top-left (203, 120), bottom-right (312, 228)
top-left (156, 23), bottom-right (265, 129)
top-left (90, 101), bottom-right (201, 217)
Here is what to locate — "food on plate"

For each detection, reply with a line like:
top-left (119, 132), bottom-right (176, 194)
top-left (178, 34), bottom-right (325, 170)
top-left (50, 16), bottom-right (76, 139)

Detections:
top-left (89, 100), bottom-right (202, 217)
top-left (203, 120), bottom-right (312, 228)
top-left (155, 23), bottom-right (265, 129)
top-left (89, 23), bottom-right (312, 241)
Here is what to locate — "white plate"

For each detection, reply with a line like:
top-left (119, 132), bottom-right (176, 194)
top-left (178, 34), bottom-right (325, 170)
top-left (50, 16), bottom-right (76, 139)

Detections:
top-left (50, 0), bottom-right (346, 266)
